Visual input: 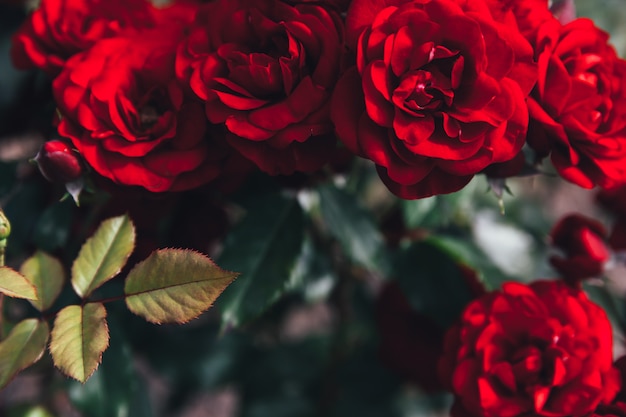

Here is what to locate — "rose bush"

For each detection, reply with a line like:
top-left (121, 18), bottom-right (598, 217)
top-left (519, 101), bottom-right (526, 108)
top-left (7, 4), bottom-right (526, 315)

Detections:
top-left (549, 214), bottom-right (610, 285)
top-left (53, 31), bottom-right (234, 192)
top-left (331, 0), bottom-right (536, 199)
top-left (527, 17), bottom-right (626, 189)
top-left (176, 0), bottom-right (343, 175)
top-left (439, 280), bottom-right (620, 417)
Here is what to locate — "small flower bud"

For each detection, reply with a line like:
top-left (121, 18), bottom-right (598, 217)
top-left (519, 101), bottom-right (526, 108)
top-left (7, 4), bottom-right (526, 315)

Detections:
top-left (0, 210), bottom-right (10, 241)
top-left (34, 140), bottom-right (84, 184)
top-left (550, 214), bottom-right (610, 286)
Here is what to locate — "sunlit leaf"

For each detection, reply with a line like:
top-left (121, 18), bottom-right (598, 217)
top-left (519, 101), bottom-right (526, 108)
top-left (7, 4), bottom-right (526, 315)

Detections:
top-left (67, 317), bottom-right (153, 417)
top-left (20, 251), bottom-right (65, 311)
top-left (0, 319), bottom-right (49, 389)
top-left (0, 267), bottom-right (37, 300)
top-left (124, 249), bottom-right (237, 324)
top-left (217, 193), bottom-right (304, 329)
top-left (72, 215), bottom-right (135, 298)
top-left (50, 303), bottom-right (109, 383)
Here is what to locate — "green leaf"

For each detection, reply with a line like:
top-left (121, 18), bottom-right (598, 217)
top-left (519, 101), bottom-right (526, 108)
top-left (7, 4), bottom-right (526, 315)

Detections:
top-left (430, 235), bottom-right (511, 291)
top-left (67, 315), bottom-right (153, 417)
top-left (125, 249), bottom-right (237, 324)
top-left (318, 185), bottom-right (387, 273)
top-left (72, 214), bottom-right (135, 298)
top-left (0, 319), bottom-right (49, 389)
top-left (401, 197), bottom-right (438, 229)
top-left (20, 251), bottom-right (65, 311)
top-left (50, 303), bottom-right (109, 383)
top-left (0, 267), bottom-right (37, 300)
top-left (392, 240), bottom-right (476, 328)
top-left (217, 193), bottom-right (304, 329)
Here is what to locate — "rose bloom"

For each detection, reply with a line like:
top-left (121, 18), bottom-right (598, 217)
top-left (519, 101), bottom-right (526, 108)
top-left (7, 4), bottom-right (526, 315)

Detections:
top-left (176, 0), bottom-right (343, 175)
top-left (330, 0), bottom-right (536, 199)
top-left (10, 0), bottom-right (164, 76)
top-left (485, 0), bottom-right (554, 42)
top-left (53, 31), bottom-right (232, 192)
top-left (439, 280), bottom-right (620, 417)
top-left (549, 214), bottom-right (610, 285)
top-left (527, 18), bottom-right (626, 189)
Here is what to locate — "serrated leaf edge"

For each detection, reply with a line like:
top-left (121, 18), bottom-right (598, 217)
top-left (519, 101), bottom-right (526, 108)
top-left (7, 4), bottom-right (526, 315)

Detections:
top-left (0, 319), bottom-right (49, 389)
top-left (49, 303), bottom-right (110, 383)
top-left (71, 214), bottom-right (136, 298)
top-left (0, 266), bottom-right (38, 300)
top-left (125, 248), bottom-right (239, 324)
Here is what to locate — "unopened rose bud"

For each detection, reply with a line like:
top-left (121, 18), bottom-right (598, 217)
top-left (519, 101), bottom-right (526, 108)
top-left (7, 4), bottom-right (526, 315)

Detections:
top-left (34, 140), bottom-right (84, 184)
top-left (550, 214), bottom-right (610, 286)
top-left (0, 210), bottom-right (10, 242)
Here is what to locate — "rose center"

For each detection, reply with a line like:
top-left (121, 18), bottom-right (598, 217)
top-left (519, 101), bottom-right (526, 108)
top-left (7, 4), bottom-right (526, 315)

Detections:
top-left (139, 106), bottom-right (160, 130)
top-left (393, 68), bottom-right (454, 115)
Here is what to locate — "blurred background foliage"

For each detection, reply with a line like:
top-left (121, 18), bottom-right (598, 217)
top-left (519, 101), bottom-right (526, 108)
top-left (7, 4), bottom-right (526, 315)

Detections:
top-left (0, 0), bottom-right (625, 416)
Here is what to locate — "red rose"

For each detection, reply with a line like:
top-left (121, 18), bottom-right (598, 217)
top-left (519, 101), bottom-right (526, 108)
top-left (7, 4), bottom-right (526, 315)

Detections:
top-left (176, 0), bottom-right (343, 175)
top-left (484, 0), bottom-right (554, 42)
top-left (549, 214), bottom-right (610, 285)
top-left (53, 31), bottom-right (231, 192)
top-left (527, 18), bottom-right (626, 189)
top-left (331, 0), bottom-right (536, 199)
top-left (439, 280), bottom-right (620, 417)
top-left (11, 0), bottom-right (160, 76)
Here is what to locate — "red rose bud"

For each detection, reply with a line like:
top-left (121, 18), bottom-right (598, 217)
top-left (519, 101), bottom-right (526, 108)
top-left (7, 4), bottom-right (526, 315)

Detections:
top-left (439, 280), bottom-right (621, 417)
top-left (549, 214), bottom-right (610, 286)
top-left (34, 140), bottom-right (84, 184)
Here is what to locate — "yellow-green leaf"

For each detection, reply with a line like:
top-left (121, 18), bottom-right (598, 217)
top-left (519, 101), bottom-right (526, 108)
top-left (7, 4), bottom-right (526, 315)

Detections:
top-left (20, 251), bottom-right (65, 311)
top-left (0, 267), bottom-right (37, 300)
top-left (50, 303), bottom-right (109, 383)
top-left (72, 215), bottom-right (135, 298)
top-left (0, 319), bottom-right (49, 389)
top-left (124, 249), bottom-right (237, 324)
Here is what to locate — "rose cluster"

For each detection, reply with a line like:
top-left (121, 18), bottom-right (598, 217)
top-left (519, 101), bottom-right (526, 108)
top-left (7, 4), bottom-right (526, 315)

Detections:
top-left (12, 0), bottom-right (626, 197)
top-left (13, 0), bottom-right (345, 192)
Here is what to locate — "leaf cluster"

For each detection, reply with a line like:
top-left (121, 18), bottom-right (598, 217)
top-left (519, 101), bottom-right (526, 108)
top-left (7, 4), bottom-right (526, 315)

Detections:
top-left (0, 214), bottom-right (237, 385)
